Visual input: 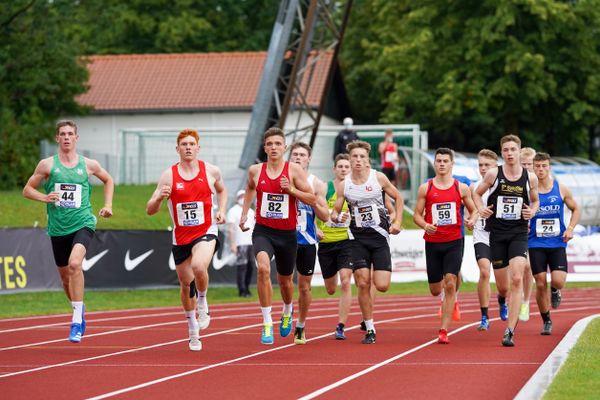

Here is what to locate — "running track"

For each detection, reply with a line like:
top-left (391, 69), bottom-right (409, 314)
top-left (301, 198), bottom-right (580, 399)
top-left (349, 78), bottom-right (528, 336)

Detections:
top-left (1, 288), bottom-right (599, 399)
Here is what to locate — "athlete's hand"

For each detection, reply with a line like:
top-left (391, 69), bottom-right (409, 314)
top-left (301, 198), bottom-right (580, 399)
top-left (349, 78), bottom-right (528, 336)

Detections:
top-left (563, 228), bottom-right (574, 242)
top-left (479, 204), bottom-right (494, 219)
top-left (215, 210), bottom-right (226, 224)
top-left (280, 176), bottom-right (292, 192)
top-left (159, 185), bottom-right (171, 199)
top-left (522, 204), bottom-right (536, 220)
top-left (45, 191), bottom-right (60, 204)
top-left (338, 211), bottom-right (349, 224)
top-left (424, 223), bottom-right (438, 235)
top-left (389, 221), bottom-right (402, 235)
top-left (465, 217), bottom-right (475, 231)
top-left (330, 211), bottom-right (339, 224)
top-left (239, 214), bottom-right (250, 232)
top-left (99, 206), bottom-right (113, 218)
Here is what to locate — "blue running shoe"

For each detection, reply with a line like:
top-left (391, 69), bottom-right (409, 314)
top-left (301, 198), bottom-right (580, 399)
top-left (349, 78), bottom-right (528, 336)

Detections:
top-left (261, 324), bottom-right (274, 345)
top-left (69, 323), bottom-right (83, 343)
top-left (499, 303), bottom-right (508, 321)
top-left (80, 304), bottom-right (86, 336)
top-left (334, 324), bottom-right (346, 340)
top-left (478, 315), bottom-right (490, 331)
top-left (280, 312), bottom-right (293, 337)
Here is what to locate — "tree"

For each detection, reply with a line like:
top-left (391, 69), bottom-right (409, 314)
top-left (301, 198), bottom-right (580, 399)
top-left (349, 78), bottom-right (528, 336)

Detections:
top-left (342, 0), bottom-right (600, 157)
top-left (0, 0), bottom-right (89, 189)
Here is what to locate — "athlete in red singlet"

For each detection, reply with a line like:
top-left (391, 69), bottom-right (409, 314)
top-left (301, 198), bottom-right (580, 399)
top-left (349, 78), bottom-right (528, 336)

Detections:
top-left (146, 129), bottom-right (227, 352)
top-left (239, 127), bottom-right (316, 345)
top-left (378, 129), bottom-right (398, 184)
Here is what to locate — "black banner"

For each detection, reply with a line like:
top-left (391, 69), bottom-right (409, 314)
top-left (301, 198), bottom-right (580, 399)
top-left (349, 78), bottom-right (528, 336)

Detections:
top-left (0, 228), bottom-right (244, 293)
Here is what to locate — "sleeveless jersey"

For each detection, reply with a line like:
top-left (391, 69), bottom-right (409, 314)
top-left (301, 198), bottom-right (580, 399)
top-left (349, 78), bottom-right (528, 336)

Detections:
top-left (45, 154), bottom-right (96, 236)
top-left (344, 169), bottom-right (389, 239)
top-left (255, 162), bottom-right (297, 231)
top-left (423, 179), bottom-right (463, 243)
top-left (472, 180), bottom-right (490, 245)
top-left (381, 142), bottom-right (396, 169)
top-left (486, 166), bottom-right (529, 234)
top-left (316, 180), bottom-right (350, 243)
top-left (297, 174), bottom-right (318, 245)
top-left (528, 180), bottom-right (566, 248)
top-left (167, 161), bottom-right (216, 245)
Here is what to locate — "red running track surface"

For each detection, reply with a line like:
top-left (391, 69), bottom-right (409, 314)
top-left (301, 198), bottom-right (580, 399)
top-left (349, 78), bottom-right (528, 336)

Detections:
top-left (0, 288), bottom-right (598, 399)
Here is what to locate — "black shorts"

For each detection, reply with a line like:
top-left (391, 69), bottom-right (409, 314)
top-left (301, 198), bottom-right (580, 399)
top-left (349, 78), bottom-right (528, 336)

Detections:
top-left (296, 244), bottom-right (317, 276)
top-left (489, 231), bottom-right (528, 270)
top-left (317, 240), bottom-right (352, 279)
top-left (252, 224), bottom-right (297, 276)
top-left (172, 234), bottom-right (219, 265)
top-left (474, 242), bottom-right (492, 262)
top-left (425, 239), bottom-right (463, 283)
top-left (529, 247), bottom-right (568, 275)
top-left (382, 167), bottom-right (395, 181)
top-left (349, 234), bottom-right (391, 272)
top-left (50, 227), bottom-right (94, 267)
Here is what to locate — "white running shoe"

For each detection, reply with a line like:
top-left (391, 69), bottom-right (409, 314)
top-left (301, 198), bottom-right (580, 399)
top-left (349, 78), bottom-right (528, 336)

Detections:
top-left (189, 331), bottom-right (202, 351)
top-left (198, 302), bottom-right (211, 330)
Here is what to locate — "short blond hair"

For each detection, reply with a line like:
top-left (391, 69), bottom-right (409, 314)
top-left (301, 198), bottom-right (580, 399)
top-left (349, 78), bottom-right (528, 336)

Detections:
top-left (478, 149), bottom-right (498, 161)
top-left (520, 147), bottom-right (536, 159)
top-left (500, 134), bottom-right (521, 148)
top-left (346, 140), bottom-right (371, 154)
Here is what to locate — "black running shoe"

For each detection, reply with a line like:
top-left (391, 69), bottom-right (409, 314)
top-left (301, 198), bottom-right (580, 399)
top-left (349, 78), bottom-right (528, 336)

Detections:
top-left (502, 329), bottom-right (515, 347)
top-left (362, 329), bottom-right (376, 344)
top-left (360, 320), bottom-right (366, 331)
top-left (541, 320), bottom-right (553, 336)
top-left (551, 290), bottom-right (562, 309)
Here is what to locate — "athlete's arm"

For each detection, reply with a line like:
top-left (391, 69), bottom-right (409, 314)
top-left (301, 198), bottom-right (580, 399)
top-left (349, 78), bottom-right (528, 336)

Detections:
top-left (240, 165), bottom-right (259, 232)
top-left (377, 171), bottom-right (403, 234)
top-left (209, 163), bottom-right (227, 224)
top-left (226, 210), bottom-right (238, 254)
top-left (473, 168), bottom-right (497, 218)
top-left (460, 182), bottom-right (477, 230)
top-left (330, 179), bottom-right (346, 223)
top-left (522, 171), bottom-right (539, 220)
top-left (87, 158), bottom-right (114, 218)
top-left (288, 162), bottom-right (316, 207)
top-left (313, 178), bottom-right (330, 222)
top-left (413, 183), bottom-right (436, 234)
top-left (22, 158), bottom-right (55, 203)
top-left (560, 183), bottom-right (580, 242)
top-left (146, 169), bottom-right (172, 215)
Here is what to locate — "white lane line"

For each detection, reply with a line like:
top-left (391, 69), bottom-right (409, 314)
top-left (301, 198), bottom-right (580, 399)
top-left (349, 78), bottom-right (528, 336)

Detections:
top-left (298, 305), bottom-right (600, 400)
top-left (514, 313), bottom-right (600, 400)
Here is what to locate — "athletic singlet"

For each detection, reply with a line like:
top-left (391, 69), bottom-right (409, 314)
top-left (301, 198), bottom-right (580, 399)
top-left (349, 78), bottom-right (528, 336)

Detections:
top-left (297, 174), bottom-right (318, 245)
top-left (381, 142), bottom-right (396, 169)
top-left (423, 179), bottom-right (463, 243)
top-left (167, 160), bottom-right (217, 245)
top-left (529, 180), bottom-right (566, 248)
top-left (255, 162), bottom-right (297, 231)
top-left (344, 169), bottom-right (389, 239)
top-left (45, 154), bottom-right (96, 236)
top-left (316, 181), bottom-right (350, 243)
top-left (486, 166), bottom-right (529, 234)
top-left (473, 180), bottom-right (490, 245)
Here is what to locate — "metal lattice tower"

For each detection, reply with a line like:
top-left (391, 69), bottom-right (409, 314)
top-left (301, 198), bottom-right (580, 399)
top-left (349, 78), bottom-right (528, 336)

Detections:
top-left (238, 0), bottom-right (352, 169)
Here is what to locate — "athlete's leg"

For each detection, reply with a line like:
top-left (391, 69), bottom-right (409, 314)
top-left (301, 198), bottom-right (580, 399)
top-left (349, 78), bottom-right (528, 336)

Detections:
top-left (550, 270), bottom-right (567, 290)
top-left (354, 268), bottom-right (372, 322)
top-left (372, 270), bottom-right (391, 293)
top-left (67, 244), bottom-right (86, 302)
top-left (507, 256), bottom-right (527, 330)
top-left (477, 257), bottom-right (491, 309)
top-left (338, 268), bottom-right (353, 325)
top-left (256, 251), bottom-right (273, 307)
top-left (534, 271), bottom-right (549, 313)
top-left (277, 272), bottom-right (294, 306)
top-left (297, 274), bottom-right (313, 325)
top-left (441, 273), bottom-right (458, 330)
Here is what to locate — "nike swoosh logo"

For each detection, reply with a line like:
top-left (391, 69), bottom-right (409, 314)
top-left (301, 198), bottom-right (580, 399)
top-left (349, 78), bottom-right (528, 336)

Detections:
top-left (169, 253), bottom-right (176, 271)
top-left (124, 249), bottom-right (154, 271)
top-left (82, 249), bottom-right (109, 271)
top-left (212, 253), bottom-right (236, 271)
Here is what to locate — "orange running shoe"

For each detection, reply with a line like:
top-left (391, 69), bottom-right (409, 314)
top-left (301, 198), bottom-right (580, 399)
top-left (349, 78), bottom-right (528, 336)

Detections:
top-left (438, 328), bottom-right (449, 344)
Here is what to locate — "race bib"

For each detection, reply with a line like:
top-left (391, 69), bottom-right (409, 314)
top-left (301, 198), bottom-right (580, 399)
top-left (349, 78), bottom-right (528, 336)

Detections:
top-left (297, 209), bottom-right (307, 232)
top-left (536, 218), bottom-right (560, 237)
top-left (176, 201), bottom-right (204, 226)
top-left (354, 204), bottom-right (381, 228)
top-left (54, 183), bottom-right (82, 208)
top-left (260, 192), bottom-right (289, 219)
top-left (496, 196), bottom-right (523, 220)
top-left (385, 151), bottom-right (396, 163)
top-left (431, 202), bottom-right (457, 226)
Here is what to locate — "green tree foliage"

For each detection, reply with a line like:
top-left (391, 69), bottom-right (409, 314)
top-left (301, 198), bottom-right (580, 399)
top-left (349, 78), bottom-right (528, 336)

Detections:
top-left (0, 1), bottom-right (89, 189)
top-left (64, 0), bottom-right (280, 55)
top-left (343, 0), bottom-right (600, 156)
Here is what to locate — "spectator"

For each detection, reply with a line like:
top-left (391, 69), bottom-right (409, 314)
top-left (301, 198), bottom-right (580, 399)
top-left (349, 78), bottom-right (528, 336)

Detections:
top-left (333, 117), bottom-right (360, 160)
top-left (378, 129), bottom-right (398, 185)
top-left (227, 190), bottom-right (255, 297)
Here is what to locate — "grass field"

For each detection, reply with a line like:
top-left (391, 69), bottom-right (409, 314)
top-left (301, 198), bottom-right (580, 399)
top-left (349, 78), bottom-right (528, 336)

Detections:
top-left (0, 185), bottom-right (419, 230)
